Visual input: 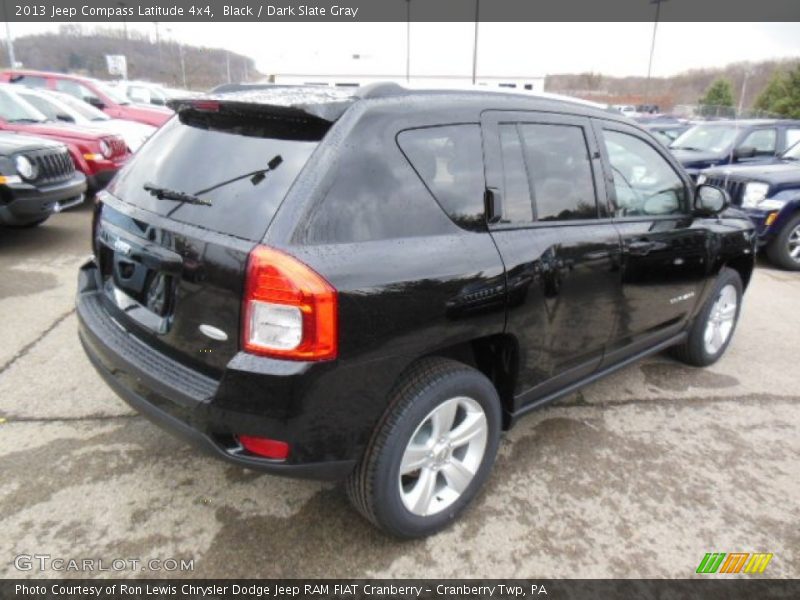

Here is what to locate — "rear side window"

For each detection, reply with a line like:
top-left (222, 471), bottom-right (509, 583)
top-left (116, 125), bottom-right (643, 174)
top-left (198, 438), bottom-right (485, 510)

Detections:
top-left (397, 125), bottom-right (486, 228)
top-left (498, 124), bottom-right (533, 223)
top-left (519, 123), bottom-right (598, 221)
top-left (109, 115), bottom-right (321, 241)
top-left (496, 122), bottom-right (598, 223)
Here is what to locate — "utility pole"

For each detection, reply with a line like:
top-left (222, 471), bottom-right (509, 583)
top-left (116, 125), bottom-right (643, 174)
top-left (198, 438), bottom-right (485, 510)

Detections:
top-left (118, 2), bottom-right (128, 40)
top-left (738, 69), bottom-right (751, 116)
top-left (154, 22), bottom-right (161, 60)
top-left (471, 0), bottom-right (480, 85)
top-left (644, 0), bottom-right (668, 105)
top-left (226, 52), bottom-right (231, 83)
top-left (4, 21), bottom-right (15, 69)
top-left (405, 0), bottom-right (411, 83)
top-left (180, 44), bottom-right (186, 88)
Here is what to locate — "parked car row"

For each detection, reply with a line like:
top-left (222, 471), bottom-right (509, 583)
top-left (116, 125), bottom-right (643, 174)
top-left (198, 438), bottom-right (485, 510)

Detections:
top-left (644, 118), bottom-right (800, 271)
top-left (0, 69), bottom-right (174, 227)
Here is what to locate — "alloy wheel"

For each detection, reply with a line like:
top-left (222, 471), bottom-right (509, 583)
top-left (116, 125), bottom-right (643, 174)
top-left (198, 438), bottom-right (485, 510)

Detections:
top-left (787, 224), bottom-right (800, 264)
top-left (398, 396), bottom-right (488, 517)
top-left (703, 283), bottom-right (738, 355)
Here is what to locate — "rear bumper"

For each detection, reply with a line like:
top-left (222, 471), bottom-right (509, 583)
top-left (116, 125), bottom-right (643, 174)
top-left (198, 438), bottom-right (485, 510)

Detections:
top-left (76, 259), bottom-right (356, 480)
top-left (0, 173), bottom-right (87, 225)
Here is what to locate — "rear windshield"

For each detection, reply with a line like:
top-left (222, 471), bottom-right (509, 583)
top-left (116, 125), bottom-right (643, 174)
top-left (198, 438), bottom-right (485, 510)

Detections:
top-left (108, 113), bottom-right (322, 241)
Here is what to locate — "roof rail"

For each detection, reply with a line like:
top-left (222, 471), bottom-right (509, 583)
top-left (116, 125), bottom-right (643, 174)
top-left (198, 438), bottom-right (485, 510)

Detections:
top-left (355, 82), bottom-right (407, 99)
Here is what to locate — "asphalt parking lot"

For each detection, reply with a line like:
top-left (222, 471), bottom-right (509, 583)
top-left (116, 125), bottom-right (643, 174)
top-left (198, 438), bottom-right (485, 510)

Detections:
top-left (1, 203), bottom-right (798, 579)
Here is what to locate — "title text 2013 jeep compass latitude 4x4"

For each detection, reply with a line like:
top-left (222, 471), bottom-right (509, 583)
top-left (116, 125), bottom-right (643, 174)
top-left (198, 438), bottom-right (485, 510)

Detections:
top-left (77, 84), bottom-right (756, 538)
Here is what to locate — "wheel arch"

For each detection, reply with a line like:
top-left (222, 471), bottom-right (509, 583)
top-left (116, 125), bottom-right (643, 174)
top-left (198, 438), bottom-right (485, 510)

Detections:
top-left (420, 333), bottom-right (520, 429)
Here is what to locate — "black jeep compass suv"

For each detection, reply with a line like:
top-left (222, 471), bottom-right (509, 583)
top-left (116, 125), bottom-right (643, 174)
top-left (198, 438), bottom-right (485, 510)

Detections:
top-left (77, 83), bottom-right (756, 538)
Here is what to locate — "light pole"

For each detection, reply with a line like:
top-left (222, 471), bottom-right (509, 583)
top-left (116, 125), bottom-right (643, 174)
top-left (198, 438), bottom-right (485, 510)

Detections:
top-left (471, 0), bottom-right (480, 85)
top-left (179, 44), bottom-right (187, 89)
top-left (166, 27), bottom-right (187, 88)
top-left (118, 2), bottom-right (128, 40)
top-left (644, 0), bottom-right (668, 106)
top-left (4, 21), bottom-right (15, 69)
top-left (405, 0), bottom-right (411, 83)
top-left (738, 68), bottom-right (751, 116)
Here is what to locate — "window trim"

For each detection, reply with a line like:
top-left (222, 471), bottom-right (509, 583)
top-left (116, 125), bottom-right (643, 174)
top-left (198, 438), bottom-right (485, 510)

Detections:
top-left (592, 118), bottom-right (693, 221)
top-left (480, 110), bottom-right (608, 230)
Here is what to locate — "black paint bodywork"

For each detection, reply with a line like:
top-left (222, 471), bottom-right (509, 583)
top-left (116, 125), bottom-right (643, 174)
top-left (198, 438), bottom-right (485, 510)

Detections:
top-left (76, 88), bottom-right (756, 479)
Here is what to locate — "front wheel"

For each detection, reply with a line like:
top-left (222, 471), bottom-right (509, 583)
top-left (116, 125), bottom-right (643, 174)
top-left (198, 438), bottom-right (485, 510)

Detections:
top-left (347, 358), bottom-right (501, 538)
top-left (766, 214), bottom-right (800, 271)
top-left (671, 267), bottom-right (743, 367)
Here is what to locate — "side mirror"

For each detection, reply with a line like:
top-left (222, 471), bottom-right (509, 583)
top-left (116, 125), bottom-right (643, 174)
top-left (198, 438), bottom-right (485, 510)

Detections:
top-left (734, 145), bottom-right (756, 160)
top-left (694, 184), bottom-right (729, 215)
top-left (86, 96), bottom-right (105, 110)
top-left (56, 113), bottom-right (75, 123)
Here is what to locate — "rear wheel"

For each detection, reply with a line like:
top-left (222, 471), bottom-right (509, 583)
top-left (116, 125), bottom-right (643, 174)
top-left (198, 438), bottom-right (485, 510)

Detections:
top-left (766, 214), bottom-right (800, 271)
top-left (671, 267), bottom-right (742, 367)
top-left (346, 358), bottom-right (501, 538)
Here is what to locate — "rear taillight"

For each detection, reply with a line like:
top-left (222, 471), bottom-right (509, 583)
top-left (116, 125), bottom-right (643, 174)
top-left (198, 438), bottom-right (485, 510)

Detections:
top-left (237, 435), bottom-right (290, 460)
top-left (242, 245), bottom-right (337, 361)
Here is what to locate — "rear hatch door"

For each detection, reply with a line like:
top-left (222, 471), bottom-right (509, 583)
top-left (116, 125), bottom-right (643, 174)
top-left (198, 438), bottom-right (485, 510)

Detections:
top-left (94, 94), bottom-right (348, 376)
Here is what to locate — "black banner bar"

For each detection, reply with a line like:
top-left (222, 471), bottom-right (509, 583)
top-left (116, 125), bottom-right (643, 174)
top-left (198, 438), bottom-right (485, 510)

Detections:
top-left (2, 580), bottom-right (800, 600)
top-left (2, 0), bottom-right (800, 23)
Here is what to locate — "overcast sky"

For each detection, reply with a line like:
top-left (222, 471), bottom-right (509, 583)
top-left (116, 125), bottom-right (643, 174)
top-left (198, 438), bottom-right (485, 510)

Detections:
top-left (5, 22), bottom-right (800, 78)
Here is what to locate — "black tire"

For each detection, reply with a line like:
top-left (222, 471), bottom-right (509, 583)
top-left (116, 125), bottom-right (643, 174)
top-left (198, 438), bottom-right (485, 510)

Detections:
top-left (346, 357), bottom-right (502, 538)
top-left (671, 267), bottom-right (743, 367)
top-left (765, 214), bottom-right (800, 271)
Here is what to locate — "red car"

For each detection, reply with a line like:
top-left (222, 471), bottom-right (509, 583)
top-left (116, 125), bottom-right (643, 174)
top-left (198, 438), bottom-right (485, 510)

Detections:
top-left (0, 84), bottom-right (129, 191)
top-left (0, 69), bottom-right (172, 127)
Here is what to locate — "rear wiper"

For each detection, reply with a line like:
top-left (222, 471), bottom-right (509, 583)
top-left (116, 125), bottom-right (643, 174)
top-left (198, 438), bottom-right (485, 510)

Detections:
top-left (143, 183), bottom-right (210, 206)
top-left (671, 146), bottom-right (702, 151)
top-left (142, 154), bottom-right (283, 210)
top-left (194, 155), bottom-right (283, 196)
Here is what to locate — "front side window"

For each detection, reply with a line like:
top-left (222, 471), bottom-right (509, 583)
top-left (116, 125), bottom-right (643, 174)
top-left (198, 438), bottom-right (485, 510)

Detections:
top-left (671, 125), bottom-right (738, 153)
top-left (18, 93), bottom-right (60, 120)
top-left (397, 124), bottom-right (486, 228)
top-left (603, 129), bottom-right (686, 217)
top-left (739, 128), bottom-right (777, 155)
top-left (0, 88), bottom-right (47, 122)
top-left (54, 79), bottom-right (97, 103)
top-left (13, 75), bottom-right (48, 88)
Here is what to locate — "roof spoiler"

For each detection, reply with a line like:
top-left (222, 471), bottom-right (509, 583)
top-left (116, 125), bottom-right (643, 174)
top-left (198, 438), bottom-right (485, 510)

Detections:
top-left (168, 87), bottom-right (357, 123)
